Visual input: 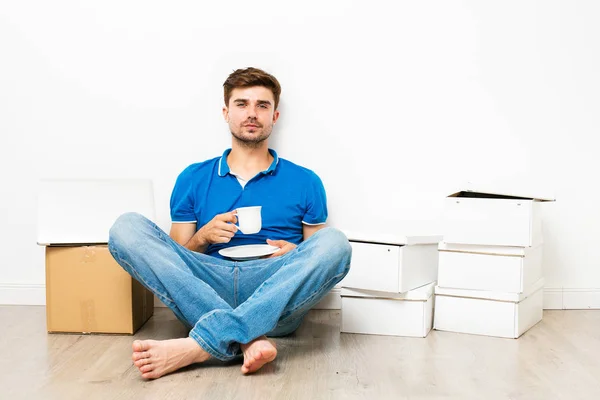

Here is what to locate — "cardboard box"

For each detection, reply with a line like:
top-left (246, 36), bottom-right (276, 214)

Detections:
top-left (433, 279), bottom-right (544, 339)
top-left (443, 189), bottom-right (554, 247)
top-left (340, 232), bottom-right (442, 293)
top-left (38, 179), bottom-right (156, 334)
top-left (45, 246), bottom-right (154, 334)
top-left (437, 242), bottom-right (543, 293)
top-left (341, 282), bottom-right (435, 338)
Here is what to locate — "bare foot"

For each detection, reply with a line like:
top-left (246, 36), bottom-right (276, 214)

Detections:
top-left (131, 338), bottom-right (210, 379)
top-left (240, 336), bottom-right (277, 374)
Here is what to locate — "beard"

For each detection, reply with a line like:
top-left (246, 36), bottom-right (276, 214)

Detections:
top-left (230, 121), bottom-right (273, 148)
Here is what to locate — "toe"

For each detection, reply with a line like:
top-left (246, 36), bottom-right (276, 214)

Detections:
top-left (133, 340), bottom-right (151, 352)
top-left (132, 340), bottom-right (144, 352)
top-left (132, 351), bottom-right (150, 361)
top-left (141, 371), bottom-right (157, 380)
top-left (134, 358), bottom-right (151, 367)
top-left (140, 364), bottom-right (154, 373)
top-left (244, 355), bottom-right (255, 367)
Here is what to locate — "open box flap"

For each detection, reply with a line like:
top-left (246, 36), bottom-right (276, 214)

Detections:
top-left (341, 281), bottom-right (436, 300)
top-left (37, 178), bottom-right (156, 246)
top-left (342, 230), bottom-right (443, 246)
top-left (447, 181), bottom-right (556, 202)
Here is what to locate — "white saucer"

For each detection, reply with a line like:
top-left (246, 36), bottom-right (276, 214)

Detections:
top-left (218, 244), bottom-right (279, 261)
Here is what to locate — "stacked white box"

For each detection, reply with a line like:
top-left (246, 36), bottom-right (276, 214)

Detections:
top-left (341, 283), bottom-right (436, 338)
top-left (339, 232), bottom-right (442, 337)
top-left (435, 280), bottom-right (544, 339)
top-left (434, 188), bottom-right (554, 339)
top-left (437, 243), bottom-right (543, 293)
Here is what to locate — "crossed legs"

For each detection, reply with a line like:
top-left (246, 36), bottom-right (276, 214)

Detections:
top-left (108, 212), bottom-right (351, 379)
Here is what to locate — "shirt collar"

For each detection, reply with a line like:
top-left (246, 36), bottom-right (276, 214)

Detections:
top-left (218, 148), bottom-right (279, 177)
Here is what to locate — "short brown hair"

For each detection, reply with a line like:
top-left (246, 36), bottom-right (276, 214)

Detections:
top-left (223, 67), bottom-right (282, 110)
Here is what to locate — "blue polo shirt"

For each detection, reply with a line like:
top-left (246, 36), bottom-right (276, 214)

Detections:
top-left (170, 149), bottom-right (327, 258)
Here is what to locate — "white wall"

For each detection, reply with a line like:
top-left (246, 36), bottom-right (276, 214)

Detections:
top-left (1, 1), bottom-right (599, 307)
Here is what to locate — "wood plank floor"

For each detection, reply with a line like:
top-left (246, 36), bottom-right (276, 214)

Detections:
top-left (1, 306), bottom-right (600, 399)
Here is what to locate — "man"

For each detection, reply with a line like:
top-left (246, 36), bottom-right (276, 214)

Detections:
top-left (108, 67), bottom-right (352, 379)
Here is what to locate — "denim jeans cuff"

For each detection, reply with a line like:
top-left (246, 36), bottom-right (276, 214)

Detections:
top-left (189, 330), bottom-right (235, 361)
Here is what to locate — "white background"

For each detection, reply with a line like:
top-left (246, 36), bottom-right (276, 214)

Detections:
top-left (1, 1), bottom-right (598, 305)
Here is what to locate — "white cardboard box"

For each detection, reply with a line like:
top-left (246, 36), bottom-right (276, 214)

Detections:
top-left (341, 282), bottom-right (435, 337)
top-left (443, 189), bottom-right (554, 247)
top-left (437, 242), bottom-right (543, 293)
top-left (433, 279), bottom-right (544, 339)
top-left (340, 232), bottom-right (442, 293)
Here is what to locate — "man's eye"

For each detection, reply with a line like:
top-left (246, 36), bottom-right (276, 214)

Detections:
top-left (259, 104), bottom-right (268, 109)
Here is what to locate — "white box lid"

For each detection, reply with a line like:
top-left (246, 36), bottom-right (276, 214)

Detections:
top-left (37, 179), bottom-right (155, 245)
top-left (438, 242), bottom-right (542, 256)
top-left (343, 231), bottom-right (443, 246)
top-left (435, 278), bottom-right (544, 302)
top-left (341, 281), bottom-right (436, 300)
top-left (447, 181), bottom-right (555, 202)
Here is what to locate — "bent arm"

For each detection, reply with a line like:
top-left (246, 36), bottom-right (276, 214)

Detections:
top-left (170, 223), bottom-right (208, 253)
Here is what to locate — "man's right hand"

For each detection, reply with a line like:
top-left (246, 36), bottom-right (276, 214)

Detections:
top-left (186, 211), bottom-right (238, 252)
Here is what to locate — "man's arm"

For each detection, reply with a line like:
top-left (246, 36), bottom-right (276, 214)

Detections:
top-left (303, 223), bottom-right (326, 241)
top-left (170, 211), bottom-right (239, 253)
top-left (170, 223), bottom-right (208, 253)
top-left (266, 223), bottom-right (326, 258)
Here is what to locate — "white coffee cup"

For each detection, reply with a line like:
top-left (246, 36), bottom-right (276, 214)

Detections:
top-left (235, 206), bottom-right (262, 234)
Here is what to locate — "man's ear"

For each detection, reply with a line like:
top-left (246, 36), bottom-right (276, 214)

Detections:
top-left (273, 110), bottom-right (280, 124)
top-left (222, 106), bottom-right (229, 122)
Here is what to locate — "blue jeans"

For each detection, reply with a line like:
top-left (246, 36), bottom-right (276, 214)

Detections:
top-left (107, 212), bottom-right (352, 361)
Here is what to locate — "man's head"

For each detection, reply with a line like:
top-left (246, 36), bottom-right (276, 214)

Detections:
top-left (222, 67), bottom-right (281, 147)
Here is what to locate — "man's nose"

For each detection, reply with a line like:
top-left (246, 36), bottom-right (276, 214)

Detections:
top-left (246, 105), bottom-right (257, 119)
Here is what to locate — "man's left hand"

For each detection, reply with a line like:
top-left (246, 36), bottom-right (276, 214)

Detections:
top-left (266, 239), bottom-right (297, 258)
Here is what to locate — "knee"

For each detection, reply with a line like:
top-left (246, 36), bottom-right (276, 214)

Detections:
top-left (312, 227), bottom-right (352, 269)
top-left (108, 212), bottom-right (151, 251)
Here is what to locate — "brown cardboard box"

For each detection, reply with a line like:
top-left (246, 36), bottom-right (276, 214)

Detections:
top-left (45, 245), bottom-right (154, 334)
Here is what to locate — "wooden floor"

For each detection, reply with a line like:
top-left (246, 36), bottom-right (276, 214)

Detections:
top-left (1, 307), bottom-right (600, 400)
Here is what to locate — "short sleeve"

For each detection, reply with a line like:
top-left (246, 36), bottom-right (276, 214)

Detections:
top-left (302, 171), bottom-right (328, 225)
top-left (170, 168), bottom-right (197, 223)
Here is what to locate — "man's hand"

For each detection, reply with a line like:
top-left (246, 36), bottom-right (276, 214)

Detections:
top-left (186, 211), bottom-right (238, 252)
top-left (266, 239), bottom-right (297, 258)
